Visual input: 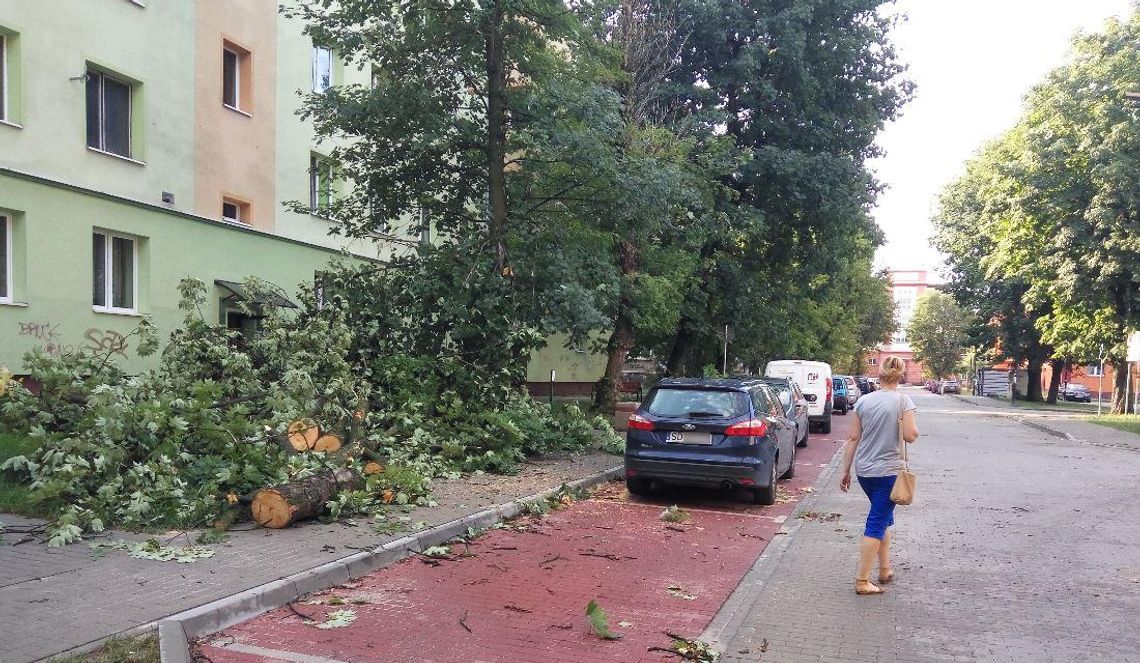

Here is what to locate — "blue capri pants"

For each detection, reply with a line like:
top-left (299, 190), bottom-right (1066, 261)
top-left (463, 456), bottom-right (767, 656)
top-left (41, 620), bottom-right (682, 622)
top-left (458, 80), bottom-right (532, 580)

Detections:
top-left (857, 475), bottom-right (897, 540)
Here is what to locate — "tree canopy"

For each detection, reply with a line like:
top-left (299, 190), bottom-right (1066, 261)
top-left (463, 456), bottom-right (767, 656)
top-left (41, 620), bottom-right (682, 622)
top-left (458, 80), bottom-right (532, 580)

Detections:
top-left (906, 291), bottom-right (968, 380)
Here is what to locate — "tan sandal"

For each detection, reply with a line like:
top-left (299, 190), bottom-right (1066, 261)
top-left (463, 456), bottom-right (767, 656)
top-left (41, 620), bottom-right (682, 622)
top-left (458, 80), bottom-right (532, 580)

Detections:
top-left (878, 570), bottom-right (895, 584)
top-left (855, 579), bottom-right (884, 595)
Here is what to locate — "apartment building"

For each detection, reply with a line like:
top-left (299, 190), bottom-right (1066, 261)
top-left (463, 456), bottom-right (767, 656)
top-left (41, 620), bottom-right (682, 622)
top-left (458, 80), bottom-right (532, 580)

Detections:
top-left (867, 269), bottom-right (931, 383)
top-left (0, 0), bottom-right (416, 372)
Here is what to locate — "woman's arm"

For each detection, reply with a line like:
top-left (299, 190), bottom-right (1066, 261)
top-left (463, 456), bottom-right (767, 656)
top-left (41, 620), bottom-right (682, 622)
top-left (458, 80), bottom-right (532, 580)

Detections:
top-left (839, 412), bottom-right (863, 492)
top-left (902, 409), bottom-right (919, 443)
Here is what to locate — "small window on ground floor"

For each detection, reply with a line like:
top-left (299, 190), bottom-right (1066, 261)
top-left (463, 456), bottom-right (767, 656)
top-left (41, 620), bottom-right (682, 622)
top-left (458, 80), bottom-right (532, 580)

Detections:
top-left (1086, 364), bottom-right (1103, 377)
top-left (868, 357), bottom-right (879, 366)
top-left (92, 231), bottom-right (136, 312)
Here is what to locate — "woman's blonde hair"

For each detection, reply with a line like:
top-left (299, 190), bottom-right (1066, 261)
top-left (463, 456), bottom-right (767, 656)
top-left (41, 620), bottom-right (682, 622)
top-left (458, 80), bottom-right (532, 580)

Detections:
top-left (879, 356), bottom-right (905, 385)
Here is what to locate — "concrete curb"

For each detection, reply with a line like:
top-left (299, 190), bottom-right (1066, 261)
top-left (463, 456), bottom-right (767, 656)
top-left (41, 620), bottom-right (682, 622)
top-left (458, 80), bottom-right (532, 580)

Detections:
top-left (158, 464), bottom-right (623, 663)
top-left (699, 446), bottom-right (845, 653)
top-left (948, 394), bottom-right (1076, 440)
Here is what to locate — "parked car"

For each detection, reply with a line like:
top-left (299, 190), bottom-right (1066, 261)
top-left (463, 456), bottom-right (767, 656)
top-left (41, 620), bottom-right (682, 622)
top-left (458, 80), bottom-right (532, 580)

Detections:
top-left (761, 377), bottom-right (810, 448)
top-left (844, 375), bottom-right (861, 404)
top-left (939, 379), bottom-right (961, 394)
top-left (854, 375), bottom-right (875, 393)
top-left (624, 378), bottom-right (798, 504)
top-left (832, 377), bottom-right (850, 414)
top-left (765, 360), bottom-right (834, 433)
top-left (1062, 383), bottom-right (1092, 402)
top-left (925, 379), bottom-right (938, 392)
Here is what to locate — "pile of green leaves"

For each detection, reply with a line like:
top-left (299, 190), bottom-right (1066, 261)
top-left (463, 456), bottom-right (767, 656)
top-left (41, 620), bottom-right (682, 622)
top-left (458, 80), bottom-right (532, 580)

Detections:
top-left (0, 271), bottom-right (617, 545)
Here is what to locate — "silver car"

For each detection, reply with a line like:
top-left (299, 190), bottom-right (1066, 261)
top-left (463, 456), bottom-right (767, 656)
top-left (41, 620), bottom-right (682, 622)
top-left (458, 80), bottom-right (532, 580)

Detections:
top-left (761, 377), bottom-right (810, 448)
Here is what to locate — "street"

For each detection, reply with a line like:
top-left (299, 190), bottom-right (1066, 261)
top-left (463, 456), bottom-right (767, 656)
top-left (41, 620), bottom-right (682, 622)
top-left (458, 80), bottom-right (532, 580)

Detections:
top-left (198, 389), bottom-right (1140, 663)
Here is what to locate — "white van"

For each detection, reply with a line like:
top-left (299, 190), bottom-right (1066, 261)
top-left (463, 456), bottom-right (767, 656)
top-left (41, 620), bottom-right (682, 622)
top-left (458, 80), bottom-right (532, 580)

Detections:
top-left (764, 360), bottom-right (833, 433)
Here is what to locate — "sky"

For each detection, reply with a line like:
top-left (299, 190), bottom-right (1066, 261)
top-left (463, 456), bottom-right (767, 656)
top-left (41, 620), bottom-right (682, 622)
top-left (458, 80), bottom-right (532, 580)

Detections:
top-left (870, 0), bottom-right (1136, 276)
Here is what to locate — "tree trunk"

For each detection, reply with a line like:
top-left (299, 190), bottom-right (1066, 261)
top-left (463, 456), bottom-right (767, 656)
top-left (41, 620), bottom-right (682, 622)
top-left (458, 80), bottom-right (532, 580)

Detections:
top-left (1045, 359), bottom-right (1064, 405)
top-left (1111, 358), bottom-right (1133, 414)
top-left (485, 3), bottom-right (509, 273)
top-left (665, 320), bottom-right (693, 376)
top-left (251, 468), bottom-right (362, 529)
top-left (595, 240), bottom-right (639, 416)
top-left (1026, 358), bottom-right (1044, 402)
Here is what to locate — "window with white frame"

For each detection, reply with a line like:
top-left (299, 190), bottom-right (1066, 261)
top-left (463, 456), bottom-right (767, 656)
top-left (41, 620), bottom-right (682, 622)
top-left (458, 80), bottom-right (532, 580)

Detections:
top-left (1086, 364), bottom-right (1104, 377)
top-left (868, 357), bottom-right (878, 366)
top-left (223, 48), bottom-right (240, 109)
top-left (0, 214), bottom-right (10, 302)
top-left (86, 68), bottom-right (133, 157)
top-left (310, 154), bottom-right (333, 214)
top-left (312, 46), bottom-right (332, 92)
top-left (92, 231), bottom-right (136, 312)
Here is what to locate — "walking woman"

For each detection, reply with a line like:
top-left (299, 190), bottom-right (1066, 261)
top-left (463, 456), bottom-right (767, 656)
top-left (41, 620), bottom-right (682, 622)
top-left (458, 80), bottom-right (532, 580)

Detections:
top-left (839, 356), bottom-right (920, 595)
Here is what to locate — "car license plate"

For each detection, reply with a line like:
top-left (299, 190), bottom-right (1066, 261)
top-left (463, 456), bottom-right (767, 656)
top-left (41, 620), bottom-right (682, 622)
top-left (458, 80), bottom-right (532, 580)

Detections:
top-left (665, 431), bottom-right (712, 445)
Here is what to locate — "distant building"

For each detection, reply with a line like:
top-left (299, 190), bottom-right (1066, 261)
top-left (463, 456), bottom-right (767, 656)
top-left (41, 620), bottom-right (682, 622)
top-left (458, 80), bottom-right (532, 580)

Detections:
top-left (867, 269), bottom-right (932, 384)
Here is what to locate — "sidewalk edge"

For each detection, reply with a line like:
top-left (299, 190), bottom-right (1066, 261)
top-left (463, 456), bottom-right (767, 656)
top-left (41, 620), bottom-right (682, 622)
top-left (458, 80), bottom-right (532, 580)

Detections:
top-left (699, 446), bottom-right (844, 653)
top-left (158, 464), bottom-right (622, 663)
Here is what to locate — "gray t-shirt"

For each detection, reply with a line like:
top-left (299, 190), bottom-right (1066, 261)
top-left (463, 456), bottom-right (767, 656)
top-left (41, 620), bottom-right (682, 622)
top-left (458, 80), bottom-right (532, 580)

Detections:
top-left (852, 390), bottom-right (916, 478)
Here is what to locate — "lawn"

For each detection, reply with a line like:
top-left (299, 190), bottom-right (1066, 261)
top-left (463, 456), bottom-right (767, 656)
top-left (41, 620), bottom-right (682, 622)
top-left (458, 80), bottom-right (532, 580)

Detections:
top-left (1082, 414), bottom-right (1140, 436)
top-left (54, 634), bottom-right (159, 663)
top-left (0, 429), bottom-right (41, 516)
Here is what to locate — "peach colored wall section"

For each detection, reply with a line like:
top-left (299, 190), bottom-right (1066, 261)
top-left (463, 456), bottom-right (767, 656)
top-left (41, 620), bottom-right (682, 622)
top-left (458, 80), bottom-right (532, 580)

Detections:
top-left (194, 0), bottom-right (278, 232)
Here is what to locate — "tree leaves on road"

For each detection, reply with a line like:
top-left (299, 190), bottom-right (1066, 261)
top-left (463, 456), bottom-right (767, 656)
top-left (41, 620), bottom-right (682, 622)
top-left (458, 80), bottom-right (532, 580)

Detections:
top-left (586, 599), bottom-right (622, 640)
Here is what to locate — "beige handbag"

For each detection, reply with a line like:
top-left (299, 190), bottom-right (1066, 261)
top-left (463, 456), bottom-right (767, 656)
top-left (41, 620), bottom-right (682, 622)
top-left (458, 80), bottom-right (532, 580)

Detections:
top-left (890, 395), bottom-right (916, 505)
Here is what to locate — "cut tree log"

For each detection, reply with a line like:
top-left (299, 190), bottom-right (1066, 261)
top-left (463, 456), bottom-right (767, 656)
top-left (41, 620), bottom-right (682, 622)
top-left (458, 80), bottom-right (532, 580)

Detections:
top-left (287, 419), bottom-right (321, 451)
top-left (313, 433), bottom-right (343, 453)
top-left (251, 468), bottom-right (362, 529)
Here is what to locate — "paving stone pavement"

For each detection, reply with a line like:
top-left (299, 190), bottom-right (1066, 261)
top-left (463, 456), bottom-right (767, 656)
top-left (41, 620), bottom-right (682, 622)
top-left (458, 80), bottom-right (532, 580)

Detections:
top-left (947, 394), bottom-right (1140, 453)
top-left (718, 388), bottom-right (1140, 663)
top-left (0, 452), bottom-right (619, 662)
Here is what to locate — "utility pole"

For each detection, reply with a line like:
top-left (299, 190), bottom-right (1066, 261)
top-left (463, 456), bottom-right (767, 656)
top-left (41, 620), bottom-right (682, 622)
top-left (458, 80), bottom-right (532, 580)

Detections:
top-left (1098, 344), bottom-right (1105, 416)
top-left (722, 325), bottom-right (729, 376)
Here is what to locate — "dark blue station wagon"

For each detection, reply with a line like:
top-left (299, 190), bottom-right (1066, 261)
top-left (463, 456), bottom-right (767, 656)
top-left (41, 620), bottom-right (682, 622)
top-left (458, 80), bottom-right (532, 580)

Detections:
top-left (624, 378), bottom-right (798, 505)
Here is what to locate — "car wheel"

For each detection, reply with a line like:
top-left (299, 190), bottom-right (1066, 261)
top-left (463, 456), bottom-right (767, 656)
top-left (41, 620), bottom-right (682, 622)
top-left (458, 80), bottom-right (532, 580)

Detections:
top-left (780, 444), bottom-right (796, 480)
top-left (797, 428), bottom-right (809, 448)
top-left (753, 460), bottom-right (778, 505)
top-left (821, 418), bottom-right (832, 434)
top-left (626, 476), bottom-right (652, 496)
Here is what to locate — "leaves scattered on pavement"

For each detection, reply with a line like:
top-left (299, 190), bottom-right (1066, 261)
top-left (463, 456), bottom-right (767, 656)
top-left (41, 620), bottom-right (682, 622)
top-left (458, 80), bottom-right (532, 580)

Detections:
top-left (586, 599), bottom-right (622, 640)
top-left (90, 538), bottom-right (216, 563)
top-left (666, 584), bottom-right (697, 600)
top-left (648, 632), bottom-right (719, 661)
top-left (660, 505), bottom-right (690, 523)
top-left (798, 511), bottom-right (841, 523)
top-left (313, 609), bottom-right (358, 630)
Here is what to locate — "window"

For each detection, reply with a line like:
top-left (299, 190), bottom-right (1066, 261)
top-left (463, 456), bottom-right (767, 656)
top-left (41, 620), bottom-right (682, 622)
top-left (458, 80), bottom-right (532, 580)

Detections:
top-left (310, 154), bottom-right (333, 214)
top-left (86, 69), bottom-right (132, 157)
top-left (312, 46), bottom-right (332, 92)
top-left (1086, 364), bottom-right (1104, 377)
top-left (644, 388), bottom-right (751, 418)
top-left (868, 357), bottom-right (878, 366)
top-left (223, 48), bottom-right (239, 108)
top-left (92, 231), bottom-right (136, 312)
top-left (222, 197), bottom-right (250, 224)
top-left (0, 34), bottom-right (7, 122)
top-left (0, 214), bottom-right (10, 302)
top-left (222, 41), bottom-right (251, 113)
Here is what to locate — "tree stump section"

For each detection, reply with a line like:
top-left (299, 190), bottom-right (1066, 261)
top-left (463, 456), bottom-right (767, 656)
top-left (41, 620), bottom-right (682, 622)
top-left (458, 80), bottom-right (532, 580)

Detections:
top-left (251, 468), bottom-right (362, 528)
top-left (287, 419), bottom-right (320, 452)
top-left (313, 433), bottom-right (343, 453)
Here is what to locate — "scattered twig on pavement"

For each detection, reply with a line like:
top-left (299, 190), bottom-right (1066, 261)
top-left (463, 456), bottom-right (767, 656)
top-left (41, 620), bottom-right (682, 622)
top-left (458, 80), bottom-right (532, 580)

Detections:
top-left (286, 602), bottom-right (315, 622)
top-left (665, 525), bottom-right (688, 532)
top-left (504, 604), bottom-right (532, 613)
top-left (459, 611), bottom-right (473, 633)
top-left (579, 551), bottom-right (637, 561)
top-left (491, 546), bottom-right (518, 551)
top-left (539, 554), bottom-right (565, 567)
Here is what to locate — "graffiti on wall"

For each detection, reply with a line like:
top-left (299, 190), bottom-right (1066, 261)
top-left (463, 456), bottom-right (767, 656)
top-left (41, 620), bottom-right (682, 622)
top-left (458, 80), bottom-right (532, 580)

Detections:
top-left (15, 321), bottom-right (130, 359)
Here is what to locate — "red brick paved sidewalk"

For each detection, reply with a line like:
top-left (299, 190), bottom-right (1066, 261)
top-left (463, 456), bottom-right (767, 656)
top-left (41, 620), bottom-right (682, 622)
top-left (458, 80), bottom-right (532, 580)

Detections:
top-left (198, 418), bottom-right (851, 663)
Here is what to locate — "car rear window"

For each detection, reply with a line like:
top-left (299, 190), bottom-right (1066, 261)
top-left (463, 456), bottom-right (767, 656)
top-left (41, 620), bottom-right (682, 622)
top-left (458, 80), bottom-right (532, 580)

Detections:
top-left (644, 388), bottom-right (751, 418)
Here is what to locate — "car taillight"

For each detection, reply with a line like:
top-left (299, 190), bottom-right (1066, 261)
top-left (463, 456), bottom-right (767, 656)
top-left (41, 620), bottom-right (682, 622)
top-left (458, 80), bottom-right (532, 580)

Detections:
top-left (628, 413), bottom-right (655, 431)
top-left (827, 379), bottom-right (833, 401)
top-left (724, 419), bottom-right (768, 437)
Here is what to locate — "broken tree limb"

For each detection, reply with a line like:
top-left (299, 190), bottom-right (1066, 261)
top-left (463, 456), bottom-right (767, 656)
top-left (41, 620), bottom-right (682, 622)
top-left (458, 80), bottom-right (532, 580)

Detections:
top-left (287, 419), bottom-right (321, 452)
top-left (251, 468), bottom-right (362, 528)
top-left (313, 434), bottom-right (343, 453)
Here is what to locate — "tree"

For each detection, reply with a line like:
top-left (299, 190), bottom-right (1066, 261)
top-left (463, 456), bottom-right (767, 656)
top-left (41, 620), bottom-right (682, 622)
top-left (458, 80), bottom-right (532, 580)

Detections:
top-left (653, 0), bottom-right (912, 375)
top-left (907, 291), bottom-right (969, 380)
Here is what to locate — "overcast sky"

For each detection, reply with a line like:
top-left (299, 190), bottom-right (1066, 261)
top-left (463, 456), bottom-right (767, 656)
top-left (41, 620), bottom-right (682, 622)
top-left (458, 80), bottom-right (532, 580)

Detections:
top-left (870, 0), bottom-right (1136, 276)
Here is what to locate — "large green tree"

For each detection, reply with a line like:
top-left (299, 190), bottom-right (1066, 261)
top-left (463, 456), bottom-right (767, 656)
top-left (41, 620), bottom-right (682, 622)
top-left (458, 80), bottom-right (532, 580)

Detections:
top-left (907, 291), bottom-right (969, 380)
top-left (655, 0), bottom-right (912, 374)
